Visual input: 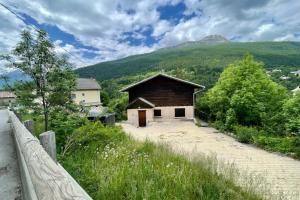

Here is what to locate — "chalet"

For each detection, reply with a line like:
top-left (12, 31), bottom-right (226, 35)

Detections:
top-left (72, 78), bottom-right (101, 107)
top-left (121, 74), bottom-right (205, 127)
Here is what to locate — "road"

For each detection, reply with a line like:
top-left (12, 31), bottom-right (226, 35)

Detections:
top-left (121, 120), bottom-right (300, 200)
top-left (0, 109), bottom-right (22, 199)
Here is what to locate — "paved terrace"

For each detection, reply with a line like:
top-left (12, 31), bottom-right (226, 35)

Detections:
top-left (121, 121), bottom-right (300, 200)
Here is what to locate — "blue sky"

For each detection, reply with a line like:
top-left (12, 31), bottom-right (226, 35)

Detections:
top-left (1, 0), bottom-right (300, 72)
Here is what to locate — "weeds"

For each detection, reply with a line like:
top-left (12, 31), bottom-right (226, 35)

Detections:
top-left (60, 122), bottom-right (264, 200)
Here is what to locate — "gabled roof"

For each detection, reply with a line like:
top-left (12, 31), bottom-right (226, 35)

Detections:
top-left (292, 86), bottom-right (300, 93)
top-left (121, 73), bottom-right (205, 92)
top-left (0, 91), bottom-right (16, 98)
top-left (126, 97), bottom-right (155, 109)
top-left (76, 78), bottom-right (101, 90)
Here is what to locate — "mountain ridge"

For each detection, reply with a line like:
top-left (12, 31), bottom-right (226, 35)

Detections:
top-left (76, 41), bottom-right (300, 82)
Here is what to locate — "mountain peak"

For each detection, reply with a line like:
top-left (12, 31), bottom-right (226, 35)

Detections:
top-left (200, 35), bottom-right (229, 43)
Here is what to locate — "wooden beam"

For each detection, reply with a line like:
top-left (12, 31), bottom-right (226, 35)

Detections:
top-left (9, 111), bottom-right (92, 200)
top-left (39, 131), bottom-right (57, 163)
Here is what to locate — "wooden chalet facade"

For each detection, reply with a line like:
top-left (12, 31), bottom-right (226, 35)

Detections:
top-left (121, 73), bottom-right (204, 127)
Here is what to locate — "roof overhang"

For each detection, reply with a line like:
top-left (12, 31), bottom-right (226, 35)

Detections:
top-left (126, 97), bottom-right (155, 109)
top-left (121, 73), bottom-right (205, 92)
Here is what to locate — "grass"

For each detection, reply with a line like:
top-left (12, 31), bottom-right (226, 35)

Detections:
top-left (60, 122), bottom-right (265, 200)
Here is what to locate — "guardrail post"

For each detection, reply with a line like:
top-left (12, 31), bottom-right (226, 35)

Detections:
top-left (39, 131), bottom-right (57, 163)
top-left (24, 120), bottom-right (34, 135)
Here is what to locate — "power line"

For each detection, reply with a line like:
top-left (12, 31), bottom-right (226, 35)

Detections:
top-left (0, 2), bottom-right (86, 65)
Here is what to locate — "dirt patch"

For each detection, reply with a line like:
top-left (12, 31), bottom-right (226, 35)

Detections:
top-left (0, 164), bottom-right (9, 177)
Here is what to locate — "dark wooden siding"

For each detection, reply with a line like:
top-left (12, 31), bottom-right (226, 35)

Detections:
top-left (128, 76), bottom-right (196, 107)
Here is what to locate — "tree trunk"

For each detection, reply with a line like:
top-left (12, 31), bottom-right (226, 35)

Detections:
top-left (44, 111), bottom-right (48, 131)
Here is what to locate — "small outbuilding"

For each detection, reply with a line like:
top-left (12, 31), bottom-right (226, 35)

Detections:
top-left (121, 73), bottom-right (204, 127)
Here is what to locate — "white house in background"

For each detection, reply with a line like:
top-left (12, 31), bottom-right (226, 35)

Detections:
top-left (72, 78), bottom-right (101, 107)
top-left (291, 70), bottom-right (300, 76)
top-left (292, 86), bottom-right (300, 94)
top-left (272, 69), bottom-right (282, 73)
top-left (280, 75), bottom-right (290, 80)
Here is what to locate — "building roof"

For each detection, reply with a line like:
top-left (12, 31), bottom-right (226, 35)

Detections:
top-left (291, 70), bottom-right (300, 75)
top-left (76, 78), bottom-right (101, 90)
top-left (0, 91), bottom-right (16, 98)
top-left (126, 97), bottom-right (155, 109)
top-left (121, 73), bottom-right (205, 92)
top-left (292, 86), bottom-right (300, 93)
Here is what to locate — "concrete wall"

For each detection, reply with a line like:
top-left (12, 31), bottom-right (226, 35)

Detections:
top-left (0, 97), bottom-right (16, 106)
top-left (154, 106), bottom-right (194, 120)
top-left (72, 90), bottom-right (101, 106)
top-left (127, 109), bottom-right (154, 127)
top-left (127, 106), bottom-right (194, 127)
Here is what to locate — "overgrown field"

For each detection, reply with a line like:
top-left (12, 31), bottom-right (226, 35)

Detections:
top-left (60, 122), bottom-right (263, 200)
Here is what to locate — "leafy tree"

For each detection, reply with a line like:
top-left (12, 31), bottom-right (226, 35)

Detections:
top-left (2, 30), bottom-right (77, 131)
top-left (199, 55), bottom-right (289, 133)
top-left (283, 92), bottom-right (300, 134)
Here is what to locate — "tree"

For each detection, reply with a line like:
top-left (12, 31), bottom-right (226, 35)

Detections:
top-left (198, 55), bottom-right (288, 133)
top-left (2, 30), bottom-right (77, 131)
top-left (283, 92), bottom-right (300, 134)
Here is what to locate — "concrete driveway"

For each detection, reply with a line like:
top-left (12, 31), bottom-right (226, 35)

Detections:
top-left (121, 120), bottom-right (300, 200)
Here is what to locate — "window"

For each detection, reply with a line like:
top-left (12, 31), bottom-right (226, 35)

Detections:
top-left (82, 93), bottom-right (85, 96)
top-left (71, 94), bottom-right (76, 99)
top-left (175, 108), bottom-right (185, 117)
top-left (154, 109), bottom-right (161, 117)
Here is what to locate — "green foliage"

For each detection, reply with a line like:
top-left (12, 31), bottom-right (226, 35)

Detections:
top-left (100, 90), bottom-right (110, 106)
top-left (76, 41), bottom-right (300, 83)
top-left (2, 30), bottom-right (77, 131)
top-left (200, 55), bottom-right (288, 133)
top-left (61, 122), bottom-right (262, 200)
top-left (108, 94), bottom-right (128, 121)
top-left (234, 126), bottom-right (258, 144)
top-left (283, 92), bottom-right (300, 134)
top-left (252, 134), bottom-right (300, 158)
top-left (49, 109), bottom-right (87, 153)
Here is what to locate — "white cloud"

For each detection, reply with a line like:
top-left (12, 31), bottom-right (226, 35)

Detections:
top-left (0, 0), bottom-right (300, 73)
top-left (255, 24), bottom-right (274, 37)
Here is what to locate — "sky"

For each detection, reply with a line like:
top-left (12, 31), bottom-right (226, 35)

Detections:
top-left (1, 0), bottom-right (300, 73)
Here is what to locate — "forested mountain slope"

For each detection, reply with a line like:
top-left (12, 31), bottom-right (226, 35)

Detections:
top-left (76, 41), bottom-right (300, 83)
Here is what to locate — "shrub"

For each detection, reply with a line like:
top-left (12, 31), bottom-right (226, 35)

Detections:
top-left (252, 134), bottom-right (296, 155)
top-left (234, 126), bottom-right (258, 144)
top-left (49, 109), bottom-right (87, 152)
top-left (212, 120), bottom-right (226, 132)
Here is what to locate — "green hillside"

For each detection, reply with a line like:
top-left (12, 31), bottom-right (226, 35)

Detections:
top-left (76, 41), bottom-right (300, 79)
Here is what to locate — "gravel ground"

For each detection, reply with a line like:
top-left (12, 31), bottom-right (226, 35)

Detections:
top-left (121, 120), bottom-right (300, 200)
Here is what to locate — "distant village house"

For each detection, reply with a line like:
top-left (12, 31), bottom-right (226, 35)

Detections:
top-left (291, 70), bottom-right (300, 76)
top-left (72, 78), bottom-right (101, 107)
top-left (0, 91), bottom-right (16, 106)
top-left (121, 74), bottom-right (204, 127)
top-left (292, 86), bottom-right (300, 94)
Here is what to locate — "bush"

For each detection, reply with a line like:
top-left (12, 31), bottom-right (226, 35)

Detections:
top-left (212, 121), bottom-right (226, 132)
top-left (234, 126), bottom-right (258, 144)
top-left (49, 109), bottom-right (87, 152)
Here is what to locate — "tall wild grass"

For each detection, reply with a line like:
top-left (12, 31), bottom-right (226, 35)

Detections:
top-left (60, 122), bottom-right (264, 200)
